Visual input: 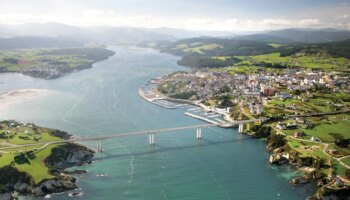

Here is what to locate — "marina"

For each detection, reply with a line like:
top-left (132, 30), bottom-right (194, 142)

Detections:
top-left (138, 85), bottom-right (237, 128)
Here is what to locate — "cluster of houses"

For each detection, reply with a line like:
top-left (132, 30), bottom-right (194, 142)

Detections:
top-left (0, 121), bottom-right (34, 140)
top-left (158, 68), bottom-right (349, 116)
top-left (160, 71), bottom-right (236, 99)
top-left (158, 68), bottom-right (350, 186)
top-left (21, 66), bottom-right (61, 78)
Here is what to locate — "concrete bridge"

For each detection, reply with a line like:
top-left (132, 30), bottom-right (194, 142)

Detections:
top-left (75, 118), bottom-right (262, 148)
top-left (83, 109), bottom-right (347, 150)
top-left (0, 118), bottom-right (265, 152)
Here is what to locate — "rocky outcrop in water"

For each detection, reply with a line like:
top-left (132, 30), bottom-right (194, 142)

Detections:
top-left (45, 143), bottom-right (94, 170)
top-left (267, 142), bottom-right (350, 200)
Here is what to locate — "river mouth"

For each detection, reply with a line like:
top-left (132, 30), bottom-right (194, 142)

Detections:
top-left (0, 46), bottom-right (313, 200)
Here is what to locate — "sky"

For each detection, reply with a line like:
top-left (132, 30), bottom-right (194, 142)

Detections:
top-left (0, 0), bottom-right (350, 32)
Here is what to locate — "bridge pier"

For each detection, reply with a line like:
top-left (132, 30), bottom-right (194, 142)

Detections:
top-left (96, 140), bottom-right (102, 152)
top-left (149, 133), bottom-right (155, 145)
top-left (238, 123), bottom-right (244, 133)
top-left (196, 128), bottom-right (202, 139)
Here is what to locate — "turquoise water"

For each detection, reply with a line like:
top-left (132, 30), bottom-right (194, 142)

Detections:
top-left (0, 47), bottom-right (313, 200)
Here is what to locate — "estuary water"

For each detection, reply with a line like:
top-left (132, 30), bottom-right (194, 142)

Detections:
top-left (0, 46), bottom-right (312, 200)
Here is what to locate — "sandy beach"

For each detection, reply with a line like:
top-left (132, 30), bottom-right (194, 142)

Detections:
top-left (0, 89), bottom-right (49, 110)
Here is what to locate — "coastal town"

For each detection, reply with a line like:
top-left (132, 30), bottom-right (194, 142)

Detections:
top-left (139, 66), bottom-right (350, 198)
top-left (1, 0), bottom-right (350, 198)
top-left (154, 68), bottom-right (349, 117)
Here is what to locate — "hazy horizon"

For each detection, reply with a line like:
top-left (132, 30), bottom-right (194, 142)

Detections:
top-left (1, 0), bottom-right (350, 32)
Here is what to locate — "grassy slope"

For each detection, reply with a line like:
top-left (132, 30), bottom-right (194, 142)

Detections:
top-left (0, 49), bottom-right (88, 71)
top-left (265, 91), bottom-right (350, 179)
top-left (0, 146), bottom-right (58, 184)
top-left (268, 43), bottom-right (284, 48)
top-left (144, 38), bottom-right (350, 70)
top-left (342, 157), bottom-right (350, 166)
top-left (333, 159), bottom-right (348, 178)
top-left (288, 139), bottom-right (328, 159)
top-left (6, 127), bottom-right (61, 145)
top-left (215, 53), bottom-right (350, 70)
top-left (265, 92), bottom-right (348, 123)
top-left (0, 47), bottom-right (114, 72)
top-left (0, 122), bottom-right (67, 183)
top-left (281, 114), bottom-right (350, 143)
top-left (14, 144), bottom-right (59, 183)
top-left (303, 120), bottom-right (350, 143)
top-left (182, 44), bottom-right (223, 54)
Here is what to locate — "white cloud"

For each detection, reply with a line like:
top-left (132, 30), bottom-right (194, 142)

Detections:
top-left (337, 14), bottom-right (349, 19)
top-left (169, 17), bottom-right (324, 31)
top-left (259, 19), bottom-right (322, 26)
top-left (0, 9), bottom-right (348, 31)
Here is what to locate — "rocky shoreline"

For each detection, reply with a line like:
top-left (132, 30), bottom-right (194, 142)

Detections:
top-left (0, 136), bottom-right (95, 199)
top-left (264, 134), bottom-right (350, 200)
top-left (145, 73), bottom-right (350, 200)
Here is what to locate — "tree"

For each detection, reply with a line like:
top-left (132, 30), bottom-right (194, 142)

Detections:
top-left (292, 89), bottom-right (301, 95)
top-left (3, 58), bottom-right (18, 64)
top-left (267, 133), bottom-right (286, 148)
top-left (217, 95), bottom-right (234, 108)
top-left (254, 126), bottom-right (272, 138)
top-left (346, 169), bottom-right (350, 179)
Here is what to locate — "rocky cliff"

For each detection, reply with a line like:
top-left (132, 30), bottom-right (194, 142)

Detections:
top-left (0, 143), bottom-right (94, 199)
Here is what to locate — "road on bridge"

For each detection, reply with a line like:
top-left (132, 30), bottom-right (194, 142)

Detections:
top-left (0, 118), bottom-right (265, 151)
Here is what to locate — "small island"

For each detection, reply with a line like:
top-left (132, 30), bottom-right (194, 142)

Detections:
top-left (0, 120), bottom-right (95, 199)
top-left (0, 47), bottom-right (115, 79)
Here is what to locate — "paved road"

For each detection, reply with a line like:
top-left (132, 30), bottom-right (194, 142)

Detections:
top-left (0, 118), bottom-right (265, 151)
top-left (285, 109), bottom-right (350, 118)
top-left (287, 136), bottom-right (350, 170)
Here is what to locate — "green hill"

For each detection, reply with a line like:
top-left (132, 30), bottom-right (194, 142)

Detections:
top-left (0, 120), bottom-right (94, 196)
top-left (141, 37), bottom-right (350, 70)
top-left (142, 37), bottom-right (278, 68)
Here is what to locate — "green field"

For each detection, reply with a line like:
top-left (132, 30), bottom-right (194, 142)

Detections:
top-left (266, 91), bottom-right (350, 118)
top-left (328, 144), bottom-right (350, 157)
top-left (302, 119), bottom-right (349, 143)
top-left (226, 66), bottom-right (259, 75)
top-left (175, 43), bottom-right (223, 54)
top-left (0, 49), bottom-right (91, 71)
top-left (13, 145), bottom-right (59, 183)
top-left (287, 136), bottom-right (350, 179)
top-left (0, 47), bottom-right (114, 78)
top-left (281, 114), bottom-right (350, 142)
top-left (333, 159), bottom-right (348, 178)
top-left (268, 43), bottom-right (284, 48)
top-left (214, 53), bottom-right (350, 70)
top-left (0, 121), bottom-right (69, 183)
top-left (1, 125), bottom-right (62, 145)
top-left (281, 114), bottom-right (350, 180)
top-left (342, 157), bottom-right (350, 166)
top-left (0, 146), bottom-right (58, 183)
top-left (288, 139), bottom-right (328, 159)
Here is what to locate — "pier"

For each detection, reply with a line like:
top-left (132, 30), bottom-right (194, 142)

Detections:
top-left (184, 112), bottom-right (218, 124)
top-left (238, 123), bottom-right (244, 133)
top-left (96, 140), bottom-right (103, 152)
top-left (196, 128), bottom-right (202, 139)
top-left (138, 88), bottom-right (177, 109)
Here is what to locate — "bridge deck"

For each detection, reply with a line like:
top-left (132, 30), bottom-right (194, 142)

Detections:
top-left (0, 119), bottom-right (264, 150)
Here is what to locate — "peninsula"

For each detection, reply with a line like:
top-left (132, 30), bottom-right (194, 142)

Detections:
top-left (139, 38), bottom-right (350, 199)
top-left (0, 120), bottom-right (95, 198)
top-left (0, 47), bottom-right (115, 79)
